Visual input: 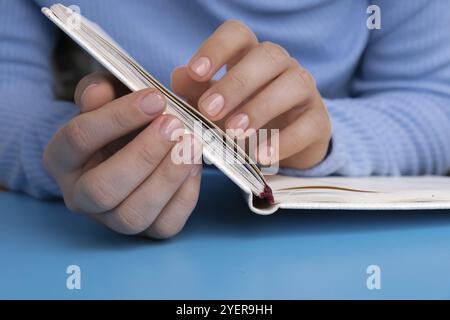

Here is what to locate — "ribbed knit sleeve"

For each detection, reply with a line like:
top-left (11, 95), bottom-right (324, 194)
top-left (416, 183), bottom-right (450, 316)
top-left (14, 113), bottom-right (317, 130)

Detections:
top-left (281, 0), bottom-right (450, 177)
top-left (0, 0), bottom-right (78, 198)
top-left (1, 0), bottom-right (450, 200)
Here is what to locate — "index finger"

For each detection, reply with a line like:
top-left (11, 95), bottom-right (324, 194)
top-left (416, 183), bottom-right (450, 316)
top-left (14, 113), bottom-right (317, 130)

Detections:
top-left (187, 20), bottom-right (258, 81)
top-left (46, 88), bottom-right (167, 172)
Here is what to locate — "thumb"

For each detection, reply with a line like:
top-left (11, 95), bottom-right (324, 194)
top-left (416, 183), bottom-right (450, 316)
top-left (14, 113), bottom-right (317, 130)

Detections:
top-left (74, 71), bottom-right (129, 113)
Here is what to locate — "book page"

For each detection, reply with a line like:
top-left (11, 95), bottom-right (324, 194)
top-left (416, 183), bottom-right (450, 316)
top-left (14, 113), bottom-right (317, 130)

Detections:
top-left (268, 175), bottom-right (450, 192)
top-left (267, 175), bottom-right (450, 205)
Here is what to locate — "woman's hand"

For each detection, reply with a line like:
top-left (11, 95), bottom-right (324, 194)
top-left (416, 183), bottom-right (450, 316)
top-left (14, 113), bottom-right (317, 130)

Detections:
top-left (172, 20), bottom-right (331, 169)
top-left (44, 73), bottom-right (202, 239)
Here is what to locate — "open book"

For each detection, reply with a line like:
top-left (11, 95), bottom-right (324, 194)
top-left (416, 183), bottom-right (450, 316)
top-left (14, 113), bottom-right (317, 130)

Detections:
top-left (42, 4), bottom-right (450, 214)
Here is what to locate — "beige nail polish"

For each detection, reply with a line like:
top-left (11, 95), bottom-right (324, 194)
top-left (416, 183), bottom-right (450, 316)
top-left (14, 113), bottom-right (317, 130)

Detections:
top-left (190, 57), bottom-right (211, 77)
top-left (201, 93), bottom-right (224, 117)
top-left (140, 92), bottom-right (166, 116)
top-left (227, 113), bottom-right (250, 131)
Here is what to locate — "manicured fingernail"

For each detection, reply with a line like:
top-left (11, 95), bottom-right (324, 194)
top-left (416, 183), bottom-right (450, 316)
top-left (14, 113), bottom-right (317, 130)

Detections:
top-left (140, 91), bottom-right (166, 116)
top-left (201, 93), bottom-right (224, 117)
top-left (80, 83), bottom-right (99, 107)
top-left (161, 117), bottom-right (184, 141)
top-left (190, 165), bottom-right (202, 177)
top-left (227, 113), bottom-right (250, 131)
top-left (190, 57), bottom-right (211, 77)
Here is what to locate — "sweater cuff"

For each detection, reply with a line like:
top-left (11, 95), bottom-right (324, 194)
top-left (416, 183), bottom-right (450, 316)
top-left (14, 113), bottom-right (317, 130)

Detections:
top-left (21, 100), bottom-right (79, 198)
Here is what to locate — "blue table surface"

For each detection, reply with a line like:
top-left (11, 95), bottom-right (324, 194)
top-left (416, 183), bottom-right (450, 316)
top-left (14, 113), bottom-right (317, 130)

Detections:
top-left (1, 168), bottom-right (450, 299)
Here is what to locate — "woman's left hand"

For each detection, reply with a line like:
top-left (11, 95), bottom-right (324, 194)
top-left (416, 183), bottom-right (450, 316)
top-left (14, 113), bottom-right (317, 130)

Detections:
top-left (172, 20), bottom-right (332, 170)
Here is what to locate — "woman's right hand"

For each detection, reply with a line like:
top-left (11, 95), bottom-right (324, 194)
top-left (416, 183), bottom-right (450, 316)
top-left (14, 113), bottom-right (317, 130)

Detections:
top-left (44, 72), bottom-right (203, 239)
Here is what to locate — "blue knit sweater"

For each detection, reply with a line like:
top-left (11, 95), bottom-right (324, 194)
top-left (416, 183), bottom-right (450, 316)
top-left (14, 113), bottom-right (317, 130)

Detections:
top-left (1, 0), bottom-right (450, 198)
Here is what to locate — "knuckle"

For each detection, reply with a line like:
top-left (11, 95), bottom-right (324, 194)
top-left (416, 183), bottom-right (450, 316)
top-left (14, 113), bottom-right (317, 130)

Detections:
top-left (164, 165), bottom-right (187, 185)
top-left (289, 57), bottom-right (301, 68)
top-left (147, 190), bottom-right (198, 239)
top-left (289, 68), bottom-right (307, 86)
top-left (289, 68), bottom-right (317, 101)
top-left (293, 68), bottom-right (316, 87)
top-left (225, 20), bottom-right (255, 41)
top-left (260, 41), bottom-right (290, 67)
top-left (77, 174), bottom-right (117, 211)
top-left (112, 203), bottom-right (150, 235)
top-left (135, 142), bottom-right (160, 169)
top-left (224, 19), bottom-right (247, 31)
top-left (150, 219), bottom-right (184, 240)
top-left (229, 70), bottom-right (249, 90)
top-left (303, 69), bottom-right (316, 86)
top-left (64, 117), bottom-right (91, 154)
top-left (110, 107), bottom-right (133, 131)
top-left (311, 112), bottom-right (332, 137)
top-left (174, 191), bottom-right (199, 213)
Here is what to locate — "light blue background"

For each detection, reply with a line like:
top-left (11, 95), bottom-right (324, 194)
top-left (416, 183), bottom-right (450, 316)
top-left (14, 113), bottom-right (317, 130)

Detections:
top-left (1, 168), bottom-right (450, 299)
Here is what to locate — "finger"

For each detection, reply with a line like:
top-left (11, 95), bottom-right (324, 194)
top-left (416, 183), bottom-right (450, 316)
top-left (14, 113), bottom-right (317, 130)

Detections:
top-left (171, 66), bottom-right (213, 105)
top-left (225, 66), bottom-right (315, 136)
top-left (82, 128), bottom-right (144, 173)
top-left (144, 164), bottom-right (202, 239)
top-left (72, 115), bottom-right (185, 213)
top-left (94, 137), bottom-right (202, 235)
top-left (47, 88), bottom-right (167, 171)
top-left (257, 108), bottom-right (331, 165)
top-left (279, 138), bottom-right (331, 170)
top-left (74, 72), bottom-right (129, 113)
top-left (198, 42), bottom-right (291, 121)
top-left (187, 20), bottom-right (258, 81)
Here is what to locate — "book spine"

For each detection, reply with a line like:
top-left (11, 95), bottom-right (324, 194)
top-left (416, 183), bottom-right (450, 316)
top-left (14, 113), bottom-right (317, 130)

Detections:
top-left (260, 185), bottom-right (275, 205)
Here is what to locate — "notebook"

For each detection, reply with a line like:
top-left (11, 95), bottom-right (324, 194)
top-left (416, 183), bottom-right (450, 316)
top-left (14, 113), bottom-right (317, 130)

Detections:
top-left (42, 4), bottom-right (450, 214)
